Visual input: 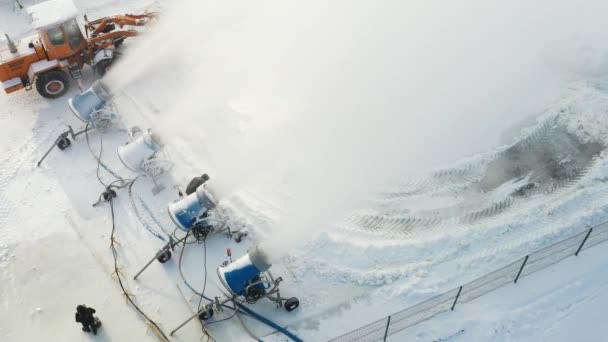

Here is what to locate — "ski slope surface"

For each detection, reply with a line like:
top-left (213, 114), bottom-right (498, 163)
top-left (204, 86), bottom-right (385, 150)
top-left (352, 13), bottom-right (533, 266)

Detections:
top-left (3, 1), bottom-right (608, 342)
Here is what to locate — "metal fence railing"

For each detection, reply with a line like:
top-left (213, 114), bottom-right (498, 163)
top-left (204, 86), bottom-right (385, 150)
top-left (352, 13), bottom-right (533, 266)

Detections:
top-left (328, 221), bottom-right (608, 342)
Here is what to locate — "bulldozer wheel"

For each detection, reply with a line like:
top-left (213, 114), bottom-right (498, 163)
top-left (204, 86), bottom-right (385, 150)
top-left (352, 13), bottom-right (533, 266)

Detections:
top-left (95, 59), bottom-right (113, 77)
top-left (36, 69), bottom-right (70, 99)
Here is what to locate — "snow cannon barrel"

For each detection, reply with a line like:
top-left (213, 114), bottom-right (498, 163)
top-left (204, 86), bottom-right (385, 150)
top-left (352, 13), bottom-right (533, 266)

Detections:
top-left (68, 80), bottom-right (112, 122)
top-left (218, 246), bottom-right (272, 296)
top-left (117, 129), bottom-right (163, 173)
top-left (168, 185), bottom-right (217, 231)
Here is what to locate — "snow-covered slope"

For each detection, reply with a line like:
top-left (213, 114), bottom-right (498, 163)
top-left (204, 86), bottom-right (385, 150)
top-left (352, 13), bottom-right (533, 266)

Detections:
top-left (3, 0), bottom-right (608, 341)
top-left (392, 236), bottom-right (608, 342)
top-left (241, 83), bottom-right (608, 341)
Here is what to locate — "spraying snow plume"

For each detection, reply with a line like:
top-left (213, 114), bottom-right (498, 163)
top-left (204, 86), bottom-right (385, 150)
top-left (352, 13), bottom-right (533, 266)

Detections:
top-left (107, 0), bottom-right (608, 259)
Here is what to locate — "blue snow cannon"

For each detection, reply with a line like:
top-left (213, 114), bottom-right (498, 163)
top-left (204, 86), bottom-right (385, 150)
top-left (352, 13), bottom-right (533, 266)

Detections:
top-left (217, 246), bottom-right (300, 312)
top-left (218, 245), bottom-right (272, 296)
top-left (68, 80), bottom-right (112, 123)
top-left (168, 185), bottom-right (217, 231)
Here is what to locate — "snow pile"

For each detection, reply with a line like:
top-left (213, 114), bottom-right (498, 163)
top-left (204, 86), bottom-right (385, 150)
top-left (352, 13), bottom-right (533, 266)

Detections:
top-left (26, 0), bottom-right (78, 30)
top-left (552, 84), bottom-right (608, 145)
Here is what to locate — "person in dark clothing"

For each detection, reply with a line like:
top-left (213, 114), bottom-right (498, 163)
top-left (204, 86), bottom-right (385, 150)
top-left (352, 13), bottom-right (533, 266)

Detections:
top-left (75, 305), bottom-right (101, 335)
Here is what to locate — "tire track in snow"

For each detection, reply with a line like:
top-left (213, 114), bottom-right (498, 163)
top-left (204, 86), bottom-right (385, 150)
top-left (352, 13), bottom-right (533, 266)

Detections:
top-left (0, 119), bottom-right (65, 235)
top-left (0, 141), bottom-right (37, 224)
top-left (340, 118), bottom-right (603, 238)
top-left (378, 118), bottom-right (555, 203)
top-left (284, 108), bottom-right (608, 290)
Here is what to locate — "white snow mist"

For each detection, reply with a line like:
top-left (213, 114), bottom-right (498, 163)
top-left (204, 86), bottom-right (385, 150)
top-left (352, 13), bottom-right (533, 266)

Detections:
top-left (106, 0), bottom-right (608, 260)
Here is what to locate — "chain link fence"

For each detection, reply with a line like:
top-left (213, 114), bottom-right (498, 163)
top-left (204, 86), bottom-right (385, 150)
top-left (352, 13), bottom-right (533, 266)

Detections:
top-left (328, 221), bottom-right (608, 342)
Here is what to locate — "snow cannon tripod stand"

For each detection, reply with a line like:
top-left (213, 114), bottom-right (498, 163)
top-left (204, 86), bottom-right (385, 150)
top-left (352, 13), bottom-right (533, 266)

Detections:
top-left (169, 246), bottom-right (300, 337)
top-left (36, 106), bottom-right (118, 168)
top-left (36, 124), bottom-right (86, 167)
top-left (142, 155), bottom-right (173, 195)
top-left (132, 235), bottom-right (185, 280)
top-left (190, 211), bottom-right (246, 242)
top-left (131, 212), bottom-right (237, 280)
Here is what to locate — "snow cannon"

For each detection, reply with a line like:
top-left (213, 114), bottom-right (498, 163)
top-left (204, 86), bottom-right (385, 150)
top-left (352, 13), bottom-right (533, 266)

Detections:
top-left (217, 246), bottom-right (300, 312)
top-left (169, 246), bottom-right (299, 337)
top-left (218, 245), bottom-right (272, 297)
top-left (119, 128), bottom-right (172, 195)
top-left (68, 80), bottom-right (113, 123)
top-left (168, 185), bottom-right (217, 231)
top-left (37, 82), bottom-right (115, 167)
top-left (117, 129), bottom-right (163, 173)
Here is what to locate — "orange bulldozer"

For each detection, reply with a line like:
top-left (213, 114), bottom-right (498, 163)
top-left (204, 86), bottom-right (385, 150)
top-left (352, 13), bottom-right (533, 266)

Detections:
top-left (0, 0), bottom-right (157, 99)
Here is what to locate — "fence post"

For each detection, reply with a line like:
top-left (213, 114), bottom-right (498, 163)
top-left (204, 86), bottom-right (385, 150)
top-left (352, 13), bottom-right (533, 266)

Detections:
top-left (451, 286), bottom-right (463, 311)
top-left (383, 315), bottom-right (391, 341)
top-left (575, 228), bottom-right (593, 256)
top-left (514, 255), bottom-right (529, 284)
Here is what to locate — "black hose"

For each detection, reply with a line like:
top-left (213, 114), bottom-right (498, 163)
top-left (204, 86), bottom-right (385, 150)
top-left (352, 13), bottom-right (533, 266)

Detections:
top-left (108, 197), bottom-right (170, 341)
top-left (84, 124), bottom-right (128, 187)
top-left (127, 178), bottom-right (168, 241)
top-left (197, 237), bottom-right (209, 312)
top-left (85, 128), bottom-right (299, 341)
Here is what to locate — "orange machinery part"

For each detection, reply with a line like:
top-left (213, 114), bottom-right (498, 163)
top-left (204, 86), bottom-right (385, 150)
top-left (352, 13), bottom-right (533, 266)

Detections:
top-left (0, 44), bottom-right (48, 85)
top-left (86, 13), bottom-right (158, 36)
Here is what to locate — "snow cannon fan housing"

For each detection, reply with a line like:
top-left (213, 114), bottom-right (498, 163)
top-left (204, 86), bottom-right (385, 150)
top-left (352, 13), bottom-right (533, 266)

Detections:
top-left (218, 246), bottom-right (272, 297)
top-left (168, 185), bottom-right (218, 231)
top-left (117, 130), bottom-right (164, 174)
top-left (68, 80), bottom-right (113, 123)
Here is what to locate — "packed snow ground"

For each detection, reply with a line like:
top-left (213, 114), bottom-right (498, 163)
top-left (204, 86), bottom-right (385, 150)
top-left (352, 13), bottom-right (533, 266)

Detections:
top-left (393, 241), bottom-right (608, 342)
top-left (3, 1), bottom-right (608, 342)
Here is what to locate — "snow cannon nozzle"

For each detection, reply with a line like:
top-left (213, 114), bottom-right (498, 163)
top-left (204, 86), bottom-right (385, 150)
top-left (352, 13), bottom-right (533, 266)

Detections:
top-left (117, 129), bottom-right (163, 174)
top-left (184, 173), bottom-right (210, 196)
top-left (68, 80), bottom-right (114, 124)
top-left (168, 186), bottom-right (218, 232)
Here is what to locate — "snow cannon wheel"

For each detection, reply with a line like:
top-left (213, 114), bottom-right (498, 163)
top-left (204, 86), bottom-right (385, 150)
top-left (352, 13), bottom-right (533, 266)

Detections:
top-left (36, 69), bottom-right (70, 99)
top-left (57, 137), bottom-right (71, 150)
top-left (157, 250), bottom-right (171, 263)
top-left (102, 189), bottom-right (117, 202)
top-left (284, 297), bottom-right (299, 312)
top-left (198, 308), bottom-right (214, 320)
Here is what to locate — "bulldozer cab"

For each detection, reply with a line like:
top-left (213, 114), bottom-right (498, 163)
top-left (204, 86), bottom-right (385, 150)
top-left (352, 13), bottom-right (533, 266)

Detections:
top-left (27, 0), bottom-right (84, 61)
top-left (39, 19), bottom-right (86, 61)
